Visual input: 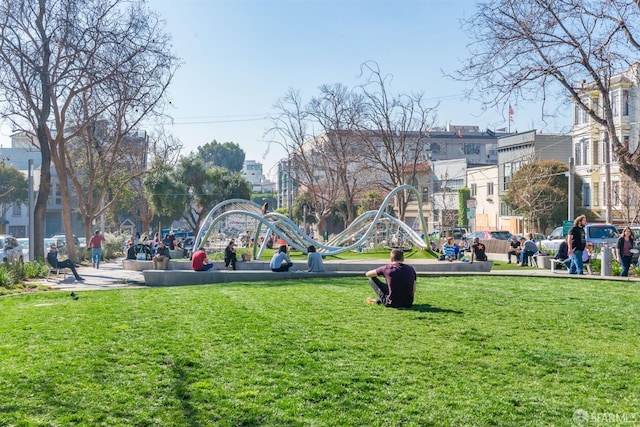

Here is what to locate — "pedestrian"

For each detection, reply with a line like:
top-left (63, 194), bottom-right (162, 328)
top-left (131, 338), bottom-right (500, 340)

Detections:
top-left (88, 229), bottom-right (106, 269)
top-left (365, 249), bottom-right (416, 308)
top-left (616, 227), bottom-right (635, 277)
top-left (567, 215), bottom-right (587, 275)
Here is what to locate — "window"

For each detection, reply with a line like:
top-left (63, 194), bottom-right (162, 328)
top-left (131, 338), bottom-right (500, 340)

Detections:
top-left (574, 143), bottom-right (581, 166)
top-left (623, 90), bottom-right (629, 116)
top-left (582, 184), bottom-right (591, 207)
top-left (611, 181), bottom-right (620, 206)
top-left (582, 140), bottom-right (589, 166)
top-left (12, 203), bottom-right (21, 216)
top-left (487, 182), bottom-right (494, 196)
top-left (470, 183), bottom-right (477, 197)
top-left (463, 143), bottom-right (480, 155)
top-left (593, 182), bottom-right (600, 207)
top-left (592, 140), bottom-right (599, 165)
top-left (612, 90), bottom-right (619, 116)
top-left (624, 135), bottom-right (630, 150)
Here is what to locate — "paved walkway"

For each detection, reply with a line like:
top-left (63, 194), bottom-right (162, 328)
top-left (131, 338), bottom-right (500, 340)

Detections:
top-left (43, 253), bottom-right (639, 292)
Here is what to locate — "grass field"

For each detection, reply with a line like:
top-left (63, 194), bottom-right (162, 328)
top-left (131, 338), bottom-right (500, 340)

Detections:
top-left (1, 276), bottom-right (639, 426)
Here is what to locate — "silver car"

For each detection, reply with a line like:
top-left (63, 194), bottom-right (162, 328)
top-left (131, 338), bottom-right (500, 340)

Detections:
top-left (541, 224), bottom-right (619, 251)
top-left (0, 235), bottom-right (24, 263)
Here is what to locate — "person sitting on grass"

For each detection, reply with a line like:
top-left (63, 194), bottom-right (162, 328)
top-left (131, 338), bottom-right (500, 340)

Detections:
top-left (270, 244), bottom-right (293, 272)
top-left (191, 247), bottom-right (214, 271)
top-left (365, 248), bottom-right (416, 308)
top-left (47, 244), bottom-right (84, 282)
top-left (470, 237), bottom-right (488, 263)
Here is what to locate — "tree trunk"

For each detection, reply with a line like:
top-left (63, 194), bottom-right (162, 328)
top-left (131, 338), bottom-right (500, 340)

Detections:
top-left (33, 134), bottom-right (52, 262)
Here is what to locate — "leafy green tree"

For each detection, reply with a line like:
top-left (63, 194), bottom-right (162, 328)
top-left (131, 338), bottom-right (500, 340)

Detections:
top-left (197, 140), bottom-right (245, 172)
top-left (503, 160), bottom-right (584, 232)
top-left (357, 190), bottom-right (384, 216)
top-left (292, 192), bottom-right (317, 229)
top-left (144, 155), bottom-right (251, 235)
top-left (458, 187), bottom-right (470, 228)
top-left (0, 165), bottom-right (28, 232)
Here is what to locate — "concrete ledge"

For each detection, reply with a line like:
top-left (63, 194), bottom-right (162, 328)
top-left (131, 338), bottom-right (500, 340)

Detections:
top-left (143, 270), bottom-right (362, 286)
top-left (141, 260), bottom-right (493, 286)
top-left (123, 260), bottom-right (194, 270)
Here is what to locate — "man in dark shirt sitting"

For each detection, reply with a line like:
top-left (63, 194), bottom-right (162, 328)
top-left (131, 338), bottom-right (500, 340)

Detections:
top-left (365, 249), bottom-right (416, 308)
top-left (470, 237), bottom-right (488, 263)
top-left (507, 236), bottom-right (521, 264)
top-left (47, 244), bottom-right (84, 281)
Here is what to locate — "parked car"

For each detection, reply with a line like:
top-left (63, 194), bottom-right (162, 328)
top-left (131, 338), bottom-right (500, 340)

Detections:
top-left (541, 224), bottom-right (619, 252)
top-left (17, 238), bottom-right (29, 262)
top-left (0, 235), bottom-right (24, 263)
top-left (51, 234), bottom-right (81, 247)
top-left (466, 230), bottom-right (513, 240)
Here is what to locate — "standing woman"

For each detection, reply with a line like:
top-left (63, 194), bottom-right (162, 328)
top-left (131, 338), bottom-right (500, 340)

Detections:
top-left (616, 227), bottom-right (635, 277)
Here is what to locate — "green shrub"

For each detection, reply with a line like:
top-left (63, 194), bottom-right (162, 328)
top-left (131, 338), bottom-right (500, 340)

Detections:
top-left (0, 263), bottom-right (18, 288)
top-left (23, 261), bottom-right (49, 279)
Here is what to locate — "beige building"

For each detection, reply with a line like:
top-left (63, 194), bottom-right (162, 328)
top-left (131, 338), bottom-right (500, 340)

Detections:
top-left (572, 63), bottom-right (640, 224)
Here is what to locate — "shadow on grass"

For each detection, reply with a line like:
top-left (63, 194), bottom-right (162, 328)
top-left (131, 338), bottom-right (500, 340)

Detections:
top-left (403, 303), bottom-right (463, 314)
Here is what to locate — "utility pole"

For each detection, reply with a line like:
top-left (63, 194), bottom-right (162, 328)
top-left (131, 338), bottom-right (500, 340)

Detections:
top-left (568, 157), bottom-right (574, 221)
top-left (604, 132), bottom-right (612, 223)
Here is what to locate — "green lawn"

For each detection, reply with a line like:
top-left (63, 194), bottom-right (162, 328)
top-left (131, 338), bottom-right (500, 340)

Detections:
top-left (1, 276), bottom-right (639, 426)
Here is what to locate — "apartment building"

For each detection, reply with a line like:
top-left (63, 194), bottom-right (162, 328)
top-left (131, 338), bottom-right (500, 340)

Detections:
top-left (572, 63), bottom-right (640, 223)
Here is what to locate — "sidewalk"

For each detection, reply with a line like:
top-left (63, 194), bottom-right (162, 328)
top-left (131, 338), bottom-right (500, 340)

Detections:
top-left (45, 259), bottom-right (145, 291)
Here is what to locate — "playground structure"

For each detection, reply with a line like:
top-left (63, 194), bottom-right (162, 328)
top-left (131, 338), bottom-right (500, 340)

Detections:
top-left (194, 184), bottom-right (429, 260)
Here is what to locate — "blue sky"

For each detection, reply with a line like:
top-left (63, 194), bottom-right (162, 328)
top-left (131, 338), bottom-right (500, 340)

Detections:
top-left (0, 0), bottom-right (571, 177)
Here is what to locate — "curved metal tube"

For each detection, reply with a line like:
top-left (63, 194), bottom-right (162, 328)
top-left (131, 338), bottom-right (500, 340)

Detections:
top-left (193, 185), bottom-right (429, 259)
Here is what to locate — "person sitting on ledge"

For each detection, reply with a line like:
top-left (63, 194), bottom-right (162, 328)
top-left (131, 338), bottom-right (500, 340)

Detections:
top-left (306, 245), bottom-right (324, 272)
top-left (153, 241), bottom-right (170, 270)
top-left (270, 244), bottom-right (293, 272)
top-left (507, 235), bottom-right (521, 264)
top-left (191, 247), bottom-right (214, 271)
top-left (470, 237), bottom-right (488, 263)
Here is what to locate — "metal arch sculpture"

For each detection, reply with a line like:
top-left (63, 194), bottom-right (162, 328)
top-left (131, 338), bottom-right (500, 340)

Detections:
top-left (194, 184), bottom-right (429, 259)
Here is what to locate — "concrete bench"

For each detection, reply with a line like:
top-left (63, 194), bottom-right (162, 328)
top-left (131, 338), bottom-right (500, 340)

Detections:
top-left (123, 260), bottom-right (193, 271)
top-left (143, 270), bottom-right (361, 286)
top-left (141, 260), bottom-right (494, 286)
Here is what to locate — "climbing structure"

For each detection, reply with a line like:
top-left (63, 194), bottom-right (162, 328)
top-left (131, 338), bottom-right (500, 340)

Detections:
top-left (194, 184), bottom-right (429, 260)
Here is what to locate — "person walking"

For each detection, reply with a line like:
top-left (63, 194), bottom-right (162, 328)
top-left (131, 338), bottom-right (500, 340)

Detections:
top-left (88, 229), bottom-right (106, 269)
top-left (567, 215), bottom-right (587, 275)
top-left (365, 249), bottom-right (416, 308)
top-left (616, 227), bottom-right (635, 277)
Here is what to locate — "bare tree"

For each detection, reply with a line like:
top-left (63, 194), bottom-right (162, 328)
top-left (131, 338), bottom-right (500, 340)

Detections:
top-left (0, 0), bottom-right (178, 260)
top-left (355, 61), bottom-right (436, 221)
top-left (267, 89), bottom-right (341, 236)
top-left (457, 0), bottom-right (640, 219)
top-left (308, 84), bottom-right (369, 227)
top-left (612, 176), bottom-right (640, 224)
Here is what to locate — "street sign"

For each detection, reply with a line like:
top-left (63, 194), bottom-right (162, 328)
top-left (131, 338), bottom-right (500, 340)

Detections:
top-left (466, 199), bottom-right (476, 209)
top-left (562, 220), bottom-right (573, 236)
